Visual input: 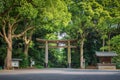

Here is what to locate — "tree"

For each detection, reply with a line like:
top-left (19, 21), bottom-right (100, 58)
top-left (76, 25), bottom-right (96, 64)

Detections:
top-left (0, 0), bottom-right (37, 69)
top-left (110, 35), bottom-right (120, 68)
top-left (97, 0), bottom-right (120, 51)
top-left (69, 0), bottom-right (104, 68)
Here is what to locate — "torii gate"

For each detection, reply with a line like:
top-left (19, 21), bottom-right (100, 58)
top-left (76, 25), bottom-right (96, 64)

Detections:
top-left (36, 38), bottom-right (77, 68)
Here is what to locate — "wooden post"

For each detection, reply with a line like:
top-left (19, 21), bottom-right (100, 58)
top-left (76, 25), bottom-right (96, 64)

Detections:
top-left (68, 41), bottom-right (71, 68)
top-left (45, 41), bottom-right (48, 68)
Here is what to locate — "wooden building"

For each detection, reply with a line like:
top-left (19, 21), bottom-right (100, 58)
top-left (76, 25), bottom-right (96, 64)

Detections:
top-left (95, 51), bottom-right (117, 69)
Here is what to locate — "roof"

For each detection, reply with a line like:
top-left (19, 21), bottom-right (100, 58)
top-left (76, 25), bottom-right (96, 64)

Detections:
top-left (95, 51), bottom-right (117, 57)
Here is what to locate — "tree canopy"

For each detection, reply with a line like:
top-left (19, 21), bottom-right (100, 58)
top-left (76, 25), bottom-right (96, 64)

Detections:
top-left (0, 0), bottom-right (120, 69)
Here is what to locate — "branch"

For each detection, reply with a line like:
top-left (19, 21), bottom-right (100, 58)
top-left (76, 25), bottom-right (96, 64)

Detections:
top-left (12, 27), bottom-right (34, 38)
top-left (28, 29), bottom-right (34, 40)
top-left (0, 19), bottom-right (5, 37)
top-left (28, 30), bottom-right (34, 44)
top-left (11, 14), bottom-right (21, 28)
top-left (2, 27), bottom-right (6, 37)
top-left (0, 32), bottom-right (4, 37)
top-left (23, 34), bottom-right (30, 45)
top-left (2, 26), bottom-right (9, 44)
top-left (23, 28), bottom-right (34, 44)
top-left (23, 34), bottom-right (27, 43)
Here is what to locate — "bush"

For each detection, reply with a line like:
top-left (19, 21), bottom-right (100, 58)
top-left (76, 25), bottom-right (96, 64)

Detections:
top-left (20, 58), bottom-right (29, 68)
top-left (35, 65), bottom-right (44, 69)
top-left (19, 53), bottom-right (29, 68)
top-left (110, 35), bottom-right (120, 69)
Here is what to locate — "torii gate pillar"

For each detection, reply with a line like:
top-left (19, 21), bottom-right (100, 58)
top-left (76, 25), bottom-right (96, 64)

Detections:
top-left (45, 41), bottom-right (48, 68)
top-left (68, 41), bottom-right (71, 68)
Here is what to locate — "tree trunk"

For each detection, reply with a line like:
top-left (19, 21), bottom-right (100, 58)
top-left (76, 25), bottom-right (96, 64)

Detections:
top-left (23, 43), bottom-right (29, 67)
top-left (23, 31), bottom-right (33, 59)
top-left (80, 39), bottom-right (84, 69)
top-left (108, 33), bottom-right (111, 52)
top-left (102, 38), bottom-right (105, 52)
top-left (24, 43), bottom-right (29, 57)
top-left (5, 43), bottom-right (12, 69)
top-left (23, 33), bottom-right (33, 67)
top-left (4, 25), bottom-right (13, 69)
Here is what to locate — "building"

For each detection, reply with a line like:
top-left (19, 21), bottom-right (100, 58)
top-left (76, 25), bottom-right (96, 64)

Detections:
top-left (95, 51), bottom-right (117, 69)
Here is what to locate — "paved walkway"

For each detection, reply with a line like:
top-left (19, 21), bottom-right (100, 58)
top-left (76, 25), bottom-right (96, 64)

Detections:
top-left (0, 68), bottom-right (120, 80)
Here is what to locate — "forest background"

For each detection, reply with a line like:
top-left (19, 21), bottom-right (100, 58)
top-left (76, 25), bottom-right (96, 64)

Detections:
top-left (0, 0), bottom-right (120, 69)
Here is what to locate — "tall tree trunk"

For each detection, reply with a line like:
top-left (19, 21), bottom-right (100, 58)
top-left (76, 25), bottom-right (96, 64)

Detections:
top-left (108, 33), bottom-right (111, 52)
top-left (80, 38), bottom-right (84, 69)
top-left (102, 38), bottom-right (105, 52)
top-left (23, 31), bottom-right (33, 58)
top-left (23, 31), bottom-right (33, 67)
top-left (23, 43), bottom-right (29, 67)
top-left (4, 25), bottom-right (13, 69)
top-left (5, 43), bottom-right (12, 69)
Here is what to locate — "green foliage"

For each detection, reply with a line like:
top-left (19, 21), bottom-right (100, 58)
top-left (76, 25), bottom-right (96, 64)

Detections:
top-left (12, 49), bottom-right (28, 69)
top-left (100, 46), bottom-right (109, 51)
top-left (97, 0), bottom-right (120, 32)
top-left (29, 47), bottom-right (44, 67)
top-left (110, 35), bottom-right (120, 68)
top-left (68, 0), bottom-right (104, 39)
top-left (35, 65), bottom-right (44, 69)
top-left (0, 0), bottom-right (120, 69)
top-left (39, 0), bottom-right (71, 26)
top-left (18, 0), bottom-right (38, 19)
top-left (101, 35), bottom-right (108, 39)
top-left (0, 1), bottom-right (4, 13)
top-left (12, 43), bottom-right (29, 68)
top-left (0, 37), bottom-right (6, 68)
top-left (29, 41), bottom-right (35, 48)
top-left (0, 47), bottom-right (6, 67)
top-left (48, 49), bottom-right (67, 68)
top-left (12, 48), bottom-right (29, 68)
top-left (84, 30), bottom-right (101, 67)
top-left (111, 35), bottom-right (120, 50)
top-left (71, 49), bottom-right (80, 68)
top-left (20, 57), bottom-right (29, 68)
top-left (45, 33), bottom-right (58, 40)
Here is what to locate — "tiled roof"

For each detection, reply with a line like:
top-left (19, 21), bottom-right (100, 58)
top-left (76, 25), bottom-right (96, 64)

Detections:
top-left (95, 51), bottom-right (117, 57)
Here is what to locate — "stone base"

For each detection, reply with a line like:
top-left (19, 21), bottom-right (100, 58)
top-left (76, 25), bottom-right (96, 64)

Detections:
top-left (68, 63), bottom-right (71, 68)
top-left (98, 66), bottom-right (116, 69)
top-left (97, 63), bottom-right (116, 70)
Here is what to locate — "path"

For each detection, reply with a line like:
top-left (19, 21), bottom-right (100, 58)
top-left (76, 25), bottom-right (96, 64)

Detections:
top-left (0, 68), bottom-right (120, 80)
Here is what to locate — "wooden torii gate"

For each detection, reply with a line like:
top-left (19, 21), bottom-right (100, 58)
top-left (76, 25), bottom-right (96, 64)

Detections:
top-left (36, 38), bottom-right (77, 68)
